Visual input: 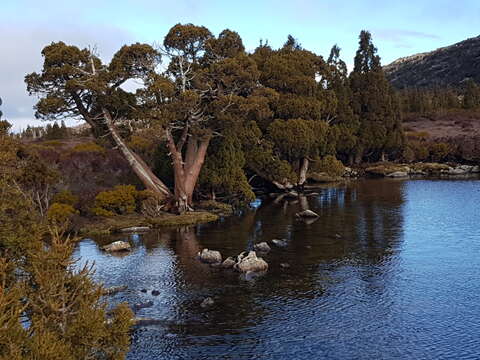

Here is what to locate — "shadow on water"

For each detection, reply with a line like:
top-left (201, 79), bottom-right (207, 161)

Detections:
top-left (74, 178), bottom-right (480, 359)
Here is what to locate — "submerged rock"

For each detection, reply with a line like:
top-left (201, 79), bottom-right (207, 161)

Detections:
top-left (254, 242), bottom-right (271, 253)
top-left (198, 249), bottom-right (222, 264)
top-left (271, 239), bottom-right (288, 248)
top-left (103, 285), bottom-right (128, 295)
top-left (151, 290), bottom-right (160, 296)
top-left (101, 241), bottom-right (131, 252)
top-left (132, 300), bottom-right (154, 311)
top-left (235, 251), bottom-right (268, 273)
top-left (200, 297), bottom-right (215, 308)
top-left (241, 270), bottom-right (267, 281)
top-left (296, 210), bottom-right (319, 218)
top-left (134, 317), bottom-right (166, 326)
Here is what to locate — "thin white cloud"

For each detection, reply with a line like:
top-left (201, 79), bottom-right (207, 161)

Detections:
top-left (374, 29), bottom-right (441, 48)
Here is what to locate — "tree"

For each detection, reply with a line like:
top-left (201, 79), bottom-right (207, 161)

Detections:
top-left (0, 96), bottom-right (11, 136)
top-left (327, 44), bottom-right (359, 165)
top-left (349, 31), bottom-right (404, 162)
top-left (140, 24), bottom-right (260, 212)
top-left (0, 177), bottom-right (133, 359)
top-left (251, 36), bottom-right (337, 185)
top-left (463, 79), bottom-right (480, 109)
top-left (25, 41), bottom-right (171, 201)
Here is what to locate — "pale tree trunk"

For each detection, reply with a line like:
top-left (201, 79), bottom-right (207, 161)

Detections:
top-left (166, 129), bottom-right (212, 213)
top-left (380, 151), bottom-right (387, 162)
top-left (102, 109), bottom-right (171, 201)
top-left (298, 157), bottom-right (309, 186)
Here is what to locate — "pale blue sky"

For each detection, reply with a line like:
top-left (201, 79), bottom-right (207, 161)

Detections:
top-left (2, 0), bottom-right (479, 130)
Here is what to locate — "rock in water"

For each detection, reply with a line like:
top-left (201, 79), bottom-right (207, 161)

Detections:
top-left (296, 210), bottom-right (319, 218)
top-left (103, 285), bottom-right (128, 295)
top-left (386, 171), bottom-right (408, 178)
top-left (280, 263), bottom-right (290, 269)
top-left (151, 290), bottom-right (160, 296)
top-left (200, 297), bottom-right (215, 308)
top-left (235, 251), bottom-right (268, 273)
top-left (254, 242), bottom-right (271, 253)
top-left (101, 241), bottom-right (131, 252)
top-left (271, 239), bottom-right (288, 248)
top-left (222, 257), bottom-right (236, 269)
top-left (198, 249), bottom-right (222, 264)
top-left (120, 226), bottom-right (150, 233)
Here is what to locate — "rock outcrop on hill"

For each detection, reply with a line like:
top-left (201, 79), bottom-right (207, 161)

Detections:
top-left (384, 35), bottom-right (480, 88)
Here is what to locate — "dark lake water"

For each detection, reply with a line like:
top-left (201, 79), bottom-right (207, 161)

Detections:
top-left (74, 179), bottom-right (480, 360)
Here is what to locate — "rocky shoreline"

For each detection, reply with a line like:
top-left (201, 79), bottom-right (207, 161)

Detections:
top-left (307, 162), bottom-right (480, 184)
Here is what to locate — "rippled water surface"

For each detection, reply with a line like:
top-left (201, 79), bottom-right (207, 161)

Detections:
top-left (74, 179), bottom-right (480, 359)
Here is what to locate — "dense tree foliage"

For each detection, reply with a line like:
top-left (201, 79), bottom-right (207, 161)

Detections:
top-left (0, 133), bottom-right (133, 359)
top-left (349, 31), bottom-right (404, 162)
top-left (25, 26), bottom-right (407, 210)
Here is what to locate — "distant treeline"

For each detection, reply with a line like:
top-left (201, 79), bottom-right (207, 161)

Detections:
top-left (398, 79), bottom-right (480, 114)
top-left (20, 120), bottom-right (70, 140)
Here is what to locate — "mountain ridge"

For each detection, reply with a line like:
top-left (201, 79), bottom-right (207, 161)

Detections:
top-left (384, 35), bottom-right (480, 88)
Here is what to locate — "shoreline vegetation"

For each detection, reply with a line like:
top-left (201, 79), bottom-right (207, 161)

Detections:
top-left (77, 160), bottom-right (479, 237)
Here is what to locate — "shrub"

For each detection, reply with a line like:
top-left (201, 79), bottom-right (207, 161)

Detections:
top-left (41, 140), bottom-right (63, 147)
top-left (402, 145), bottom-right (416, 163)
top-left (52, 190), bottom-right (79, 207)
top-left (91, 185), bottom-right (140, 217)
top-left (315, 155), bottom-right (345, 177)
top-left (47, 202), bottom-right (78, 226)
top-left (429, 142), bottom-right (453, 162)
top-left (70, 142), bottom-right (105, 154)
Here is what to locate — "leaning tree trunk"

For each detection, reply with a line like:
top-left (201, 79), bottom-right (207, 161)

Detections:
top-left (102, 110), bottom-right (171, 201)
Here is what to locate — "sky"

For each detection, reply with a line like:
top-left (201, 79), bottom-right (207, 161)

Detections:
top-left (1, 0), bottom-right (480, 131)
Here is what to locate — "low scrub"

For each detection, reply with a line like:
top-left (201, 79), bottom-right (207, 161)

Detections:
top-left (91, 185), bottom-right (147, 217)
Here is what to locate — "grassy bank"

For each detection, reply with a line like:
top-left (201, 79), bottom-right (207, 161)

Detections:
top-left (76, 211), bottom-right (220, 237)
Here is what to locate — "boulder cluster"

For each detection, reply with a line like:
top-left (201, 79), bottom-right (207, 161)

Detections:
top-left (198, 248), bottom-right (268, 274)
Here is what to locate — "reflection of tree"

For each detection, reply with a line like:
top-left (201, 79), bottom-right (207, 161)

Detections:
top-left (131, 180), bottom-right (406, 345)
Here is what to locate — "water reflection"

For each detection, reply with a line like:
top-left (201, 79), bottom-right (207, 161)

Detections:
top-left (73, 179), bottom-right (480, 359)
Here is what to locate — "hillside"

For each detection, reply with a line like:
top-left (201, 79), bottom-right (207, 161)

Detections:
top-left (384, 35), bottom-right (480, 88)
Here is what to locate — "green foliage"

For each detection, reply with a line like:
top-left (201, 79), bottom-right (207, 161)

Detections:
top-left (70, 142), bottom-right (106, 154)
top-left (92, 185), bottom-right (141, 217)
top-left (0, 179), bottom-right (133, 359)
top-left (398, 86), bottom-right (462, 114)
top-left (313, 155), bottom-right (345, 177)
top-left (350, 30), bottom-right (404, 162)
top-left (267, 118), bottom-right (329, 161)
top-left (52, 190), bottom-right (79, 207)
top-left (200, 136), bottom-right (255, 204)
top-left (43, 121), bottom-right (69, 140)
top-left (463, 79), bottom-right (480, 109)
top-left (47, 202), bottom-right (78, 228)
top-left (0, 120), bottom-right (11, 136)
top-left (429, 142), bottom-right (454, 162)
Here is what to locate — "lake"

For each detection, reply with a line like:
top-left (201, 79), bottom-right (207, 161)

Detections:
top-left (74, 179), bottom-right (480, 359)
